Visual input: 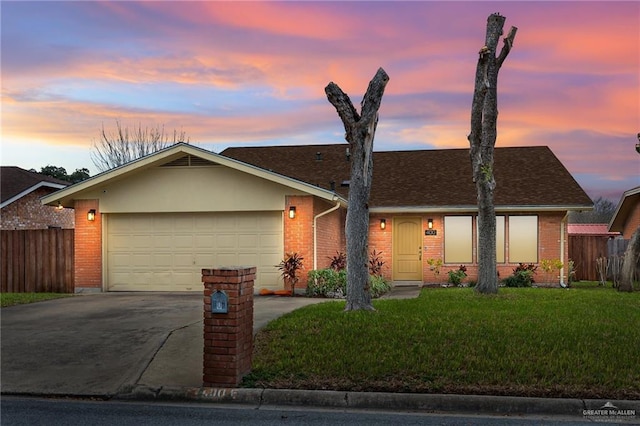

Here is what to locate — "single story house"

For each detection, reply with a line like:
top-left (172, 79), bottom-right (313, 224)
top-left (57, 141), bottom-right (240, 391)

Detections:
top-left (609, 186), bottom-right (640, 239)
top-left (42, 143), bottom-right (592, 293)
top-left (1, 166), bottom-right (74, 230)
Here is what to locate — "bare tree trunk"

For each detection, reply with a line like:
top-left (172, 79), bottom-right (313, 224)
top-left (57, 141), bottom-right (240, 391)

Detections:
top-left (469, 14), bottom-right (517, 294)
top-left (618, 226), bottom-right (640, 292)
top-left (325, 68), bottom-right (389, 311)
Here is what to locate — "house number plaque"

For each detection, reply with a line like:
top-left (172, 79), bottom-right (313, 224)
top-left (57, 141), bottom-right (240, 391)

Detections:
top-left (211, 290), bottom-right (228, 314)
top-left (425, 230), bottom-right (437, 236)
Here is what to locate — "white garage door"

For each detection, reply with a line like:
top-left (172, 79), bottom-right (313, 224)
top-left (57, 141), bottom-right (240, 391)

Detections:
top-left (106, 212), bottom-right (283, 291)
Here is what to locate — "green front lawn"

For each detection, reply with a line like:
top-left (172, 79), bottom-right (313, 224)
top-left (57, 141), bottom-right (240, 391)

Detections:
top-left (0, 293), bottom-right (72, 307)
top-left (246, 287), bottom-right (640, 399)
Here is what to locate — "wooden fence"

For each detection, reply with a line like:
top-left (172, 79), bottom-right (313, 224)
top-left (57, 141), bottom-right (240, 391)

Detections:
top-left (1, 229), bottom-right (74, 293)
top-left (568, 235), bottom-right (609, 281)
top-left (568, 235), bottom-right (630, 282)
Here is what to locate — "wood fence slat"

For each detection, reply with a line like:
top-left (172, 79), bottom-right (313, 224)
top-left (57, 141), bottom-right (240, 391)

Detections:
top-left (569, 235), bottom-right (619, 282)
top-left (0, 229), bottom-right (74, 293)
top-left (0, 232), bottom-right (6, 292)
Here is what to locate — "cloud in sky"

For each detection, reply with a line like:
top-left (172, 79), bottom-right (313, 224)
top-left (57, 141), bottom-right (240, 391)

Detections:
top-left (1, 1), bottom-right (638, 201)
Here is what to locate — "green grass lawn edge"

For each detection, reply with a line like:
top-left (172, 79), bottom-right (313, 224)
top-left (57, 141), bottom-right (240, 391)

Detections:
top-left (246, 286), bottom-right (640, 400)
top-left (0, 293), bottom-right (72, 307)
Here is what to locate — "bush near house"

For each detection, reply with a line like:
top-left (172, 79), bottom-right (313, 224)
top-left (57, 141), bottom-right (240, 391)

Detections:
top-left (308, 250), bottom-right (390, 298)
top-left (306, 269), bottom-right (390, 299)
top-left (502, 263), bottom-right (537, 287)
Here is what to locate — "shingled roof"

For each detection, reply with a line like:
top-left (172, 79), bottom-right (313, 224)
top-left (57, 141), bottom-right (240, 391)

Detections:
top-left (221, 144), bottom-right (592, 211)
top-left (1, 166), bottom-right (69, 207)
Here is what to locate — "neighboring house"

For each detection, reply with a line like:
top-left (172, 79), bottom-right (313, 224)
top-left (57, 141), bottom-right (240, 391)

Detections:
top-left (609, 186), bottom-right (640, 239)
top-left (42, 143), bottom-right (592, 293)
top-left (1, 166), bottom-right (74, 230)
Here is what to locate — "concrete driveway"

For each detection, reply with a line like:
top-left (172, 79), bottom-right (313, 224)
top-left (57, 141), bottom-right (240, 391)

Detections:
top-left (1, 293), bottom-right (329, 397)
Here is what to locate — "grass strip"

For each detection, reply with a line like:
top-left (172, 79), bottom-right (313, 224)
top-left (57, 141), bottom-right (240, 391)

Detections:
top-left (0, 292), bottom-right (72, 307)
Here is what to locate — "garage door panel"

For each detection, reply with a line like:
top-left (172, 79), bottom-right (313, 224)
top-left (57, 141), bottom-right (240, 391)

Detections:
top-left (194, 235), bottom-right (214, 248)
top-left (260, 233), bottom-right (281, 248)
top-left (217, 234), bottom-right (236, 248)
top-left (107, 212), bottom-right (282, 291)
top-left (172, 234), bottom-right (193, 248)
top-left (217, 253), bottom-right (238, 265)
top-left (153, 253), bottom-right (173, 267)
top-left (237, 216), bottom-right (258, 229)
top-left (238, 234), bottom-right (258, 248)
top-left (132, 254), bottom-right (151, 266)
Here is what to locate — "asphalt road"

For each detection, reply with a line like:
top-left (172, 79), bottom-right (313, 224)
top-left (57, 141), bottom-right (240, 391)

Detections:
top-left (2, 397), bottom-right (604, 426)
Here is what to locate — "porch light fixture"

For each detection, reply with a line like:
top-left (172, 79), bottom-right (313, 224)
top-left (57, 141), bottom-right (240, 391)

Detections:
top-left (380, 219), bottom-right (386, 230)
top-left (428, 218), bottom-right (433, 229)
top-left (87, 209), bottom-right (96, 222)
top-left (288, 206), bottom-right (296, 219)
top-left (56, 202), bottom-right (64, 210)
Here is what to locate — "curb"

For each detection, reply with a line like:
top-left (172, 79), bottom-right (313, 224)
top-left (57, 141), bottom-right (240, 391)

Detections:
top-left (115, 385), bottom-right (640, 418)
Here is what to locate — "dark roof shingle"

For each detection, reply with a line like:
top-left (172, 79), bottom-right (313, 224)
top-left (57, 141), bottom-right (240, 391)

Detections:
top-left (221, 144), bottom-right (592, 209)
top-left (1, 166), bottom-right (69, 204)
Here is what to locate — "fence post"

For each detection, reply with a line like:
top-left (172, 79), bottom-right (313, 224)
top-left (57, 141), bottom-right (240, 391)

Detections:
top-left (202, 266), bottom-right (255, 388)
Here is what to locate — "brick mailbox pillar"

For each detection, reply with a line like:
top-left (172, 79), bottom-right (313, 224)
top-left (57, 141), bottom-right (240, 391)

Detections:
top-left (202, 266), bottom-right (255, 388)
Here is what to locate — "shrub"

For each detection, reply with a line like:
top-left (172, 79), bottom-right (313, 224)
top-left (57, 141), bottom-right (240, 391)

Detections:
top-left (276, 252), bottom-right (304, 296)
top-left (369, 275), bottom-right (391, 298)
top-left (306, 269), bottom-right (390, 298)
top-left (502, 263), bottom-right (537, 287)
top-left (368, 250), bottom-right (385, 276)
top-left (306, 269), bottom-right (346, 298)
top-left (447, 265), bottom-right (467, 286)
top-left (328, 252), bottom-right (346, 271)
top-left (427, 258), bottom-right (443, 277)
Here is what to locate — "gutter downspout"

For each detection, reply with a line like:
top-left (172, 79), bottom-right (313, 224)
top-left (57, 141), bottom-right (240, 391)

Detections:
top-left (560, 212), bottom-right (569, 287)
top-left (313, 200), bottom-right (342, 270)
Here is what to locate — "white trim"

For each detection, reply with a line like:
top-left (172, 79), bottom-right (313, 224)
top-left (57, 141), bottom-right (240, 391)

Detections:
top-left (560, 212), bottom-right (568, 286)
top-left (370, 205), bottom-right (593, 214)
top-left (1, 182), bottom-right (67, 209)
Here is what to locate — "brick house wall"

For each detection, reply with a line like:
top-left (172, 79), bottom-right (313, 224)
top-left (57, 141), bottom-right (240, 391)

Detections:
top-left (622, 201), bottom-right (640, 239)
top-left (283, 195), bottom-right (314, 288)
top-left (1, 188), bottom-right (74, 230)
top-left (73, 199), bottom-right (102, 292)
top-left (313, 198), bottom-right (345, 271)
top-left (369, 213), bottom-right (393, 281)
top-left (283, 195), bottom-right (346, 289)
top-left (367, 211), bottom-right (569, 286)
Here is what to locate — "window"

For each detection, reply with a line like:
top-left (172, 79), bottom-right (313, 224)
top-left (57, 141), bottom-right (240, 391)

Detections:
top-left (444, 216), bottom-right (472, 263)
top-left (508, 216), bottom-right (538, 263)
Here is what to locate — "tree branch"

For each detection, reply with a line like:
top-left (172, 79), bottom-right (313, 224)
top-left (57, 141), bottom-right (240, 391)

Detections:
top-left (325, 82), bottom-right (360, 137)
top-left (496, 26), bottom-right (518, 69)
top-left (360, 67), bottom-right (390, 124)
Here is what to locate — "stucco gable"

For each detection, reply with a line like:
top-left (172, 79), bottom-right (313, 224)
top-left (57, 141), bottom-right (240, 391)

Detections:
top-left (41, 144), bottom-right (346, 208)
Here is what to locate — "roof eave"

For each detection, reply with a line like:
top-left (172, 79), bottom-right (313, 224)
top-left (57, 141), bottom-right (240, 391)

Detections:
top-left (2, 182), bottom-right (67, 209)
top-left (369, 204), bottom-right (593, 214)
top-left (609, 186), bottom-right (640, 232)
top-left (41, 143), bottom-right (347, 208)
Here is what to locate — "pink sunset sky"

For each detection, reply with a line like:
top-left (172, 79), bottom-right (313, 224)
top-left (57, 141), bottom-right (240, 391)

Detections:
top-left (1, 1), bottom-right (638, 202)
